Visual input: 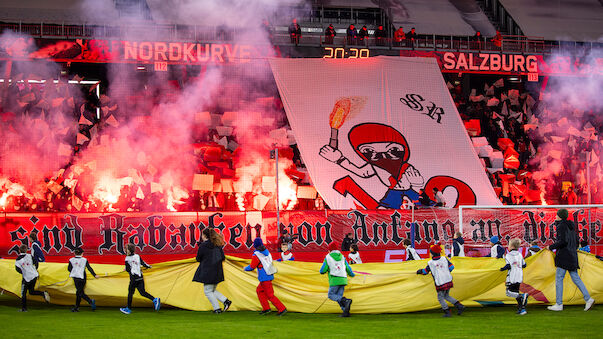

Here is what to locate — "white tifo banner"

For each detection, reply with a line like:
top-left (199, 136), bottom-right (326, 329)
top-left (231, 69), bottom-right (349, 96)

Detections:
top-left (269, 56), bottom-right (500, 210)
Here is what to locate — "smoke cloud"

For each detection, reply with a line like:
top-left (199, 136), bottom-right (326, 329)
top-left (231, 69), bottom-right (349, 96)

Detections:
top-left (529, 49), bottom-right (603, 203)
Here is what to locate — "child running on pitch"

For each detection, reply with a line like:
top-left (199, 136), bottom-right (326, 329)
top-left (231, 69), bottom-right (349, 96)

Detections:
top-left (348, 244), bottom-right (362, 264)
top-left (244, 238), bottom-right (287, 316)
top-left (68, 248), bottom-right (98, 312)
top-left (320, 242), bottom-right (355, 317)
top-left (416, 244), bottom-right (465, 317)
top-left (15, 244), bottom-right (50, 311)
top-left (403, 238), bottom-right (420, 261)
top-left (500, 238), bottom-right (529, 315)
top-left (120, 243), bottom-right (160, 314)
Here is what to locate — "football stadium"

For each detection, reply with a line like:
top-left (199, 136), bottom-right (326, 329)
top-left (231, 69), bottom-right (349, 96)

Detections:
top-left (0, 0), bottom-right (601, 338)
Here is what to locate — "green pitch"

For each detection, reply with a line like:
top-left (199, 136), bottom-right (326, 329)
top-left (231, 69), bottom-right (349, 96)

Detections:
top-left (0, 294), bottom-right (600, 338)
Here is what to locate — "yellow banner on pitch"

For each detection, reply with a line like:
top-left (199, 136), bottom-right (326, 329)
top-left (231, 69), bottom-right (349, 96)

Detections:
top-left (0, 251), bottom-right (600, 313)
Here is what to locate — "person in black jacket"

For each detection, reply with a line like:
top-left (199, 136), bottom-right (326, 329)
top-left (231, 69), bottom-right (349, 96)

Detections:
top-left (418, 189), bottom-right (433, 207)
top-left (452, 232), bottom-right (465, 257)
top-left (29, 232), bottom-right (45, 263)
top-left (325, 24), bottom-right (336, 44)
top-left (341, 232), bottom-right (356, 251)
top-left (193, 228), bottom-right (232, 313)
top-left (374, 25), bottom-right (386, 46)
top-left (358, 25), bottom-right (369, 46)
top-left (288, 19), bottom-right (301, 45)
top-left (547, 209), bottom-right (595, 311)
top-left (346, 24), bottom-right (358, 45)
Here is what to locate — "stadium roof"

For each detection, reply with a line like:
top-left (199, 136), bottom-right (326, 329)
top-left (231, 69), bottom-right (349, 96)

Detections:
top-left (0, 0), bottom-right (121, 25)
top-left (500, 0), bottom-right (603, 42)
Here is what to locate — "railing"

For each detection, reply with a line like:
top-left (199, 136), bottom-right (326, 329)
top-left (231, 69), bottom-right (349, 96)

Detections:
top-left (0, 21), bottom-right (598, 55)
top-left (274, 32), bottom-right (556, 54)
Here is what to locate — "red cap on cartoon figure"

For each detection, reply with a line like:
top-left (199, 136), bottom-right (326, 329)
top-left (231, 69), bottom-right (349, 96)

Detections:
top-left (348, 123), bottom-right (410, 162)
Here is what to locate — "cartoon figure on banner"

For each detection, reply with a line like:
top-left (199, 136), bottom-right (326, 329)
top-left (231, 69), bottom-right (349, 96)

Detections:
top-left (319, 98), bottom-right (476, 209)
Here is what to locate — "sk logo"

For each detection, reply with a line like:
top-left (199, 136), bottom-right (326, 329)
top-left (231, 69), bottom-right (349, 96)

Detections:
top-left (400, 93), bottom-right (445, 123)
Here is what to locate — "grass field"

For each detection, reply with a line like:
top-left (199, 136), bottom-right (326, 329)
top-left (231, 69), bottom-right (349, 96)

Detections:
top-left (0, 294), bottom-right (600, 338)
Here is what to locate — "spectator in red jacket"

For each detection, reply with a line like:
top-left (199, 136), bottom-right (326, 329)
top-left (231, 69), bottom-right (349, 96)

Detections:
top-left (394, 26), bottom-right (405, 46)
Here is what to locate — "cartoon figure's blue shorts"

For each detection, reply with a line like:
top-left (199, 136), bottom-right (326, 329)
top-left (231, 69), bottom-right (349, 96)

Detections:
top-left (379, 189), bottom-right (419, 209)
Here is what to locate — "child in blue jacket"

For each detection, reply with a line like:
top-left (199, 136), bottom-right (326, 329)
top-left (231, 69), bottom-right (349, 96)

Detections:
top-left (244, 238), bottom-right (287, 316)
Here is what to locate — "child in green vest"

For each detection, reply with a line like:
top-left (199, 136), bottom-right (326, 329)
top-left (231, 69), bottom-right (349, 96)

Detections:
top-left (319, 242), bottom-right (355, 317)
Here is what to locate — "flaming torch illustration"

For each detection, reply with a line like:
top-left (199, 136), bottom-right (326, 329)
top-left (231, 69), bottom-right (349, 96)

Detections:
top-left (328, 96), bottom-right (368, 149)
top-left (328, 98), bottom-right (352, 149)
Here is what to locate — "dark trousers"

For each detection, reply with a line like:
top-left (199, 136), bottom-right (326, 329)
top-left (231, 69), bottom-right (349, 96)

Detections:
top-left (128, 278), bottom-right (155, 308)
top-left (74, 278), bottom-right (92, 307)
top-left (21, 277), bottom-right (44, 309)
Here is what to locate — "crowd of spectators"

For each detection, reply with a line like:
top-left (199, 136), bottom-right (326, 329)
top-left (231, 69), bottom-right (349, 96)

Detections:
top-left (1, 65), bottom-right (601, 213)
top-left (0, 71), bottom-right (324, 213)
top-left (451, 75), bottom-right (603, 205)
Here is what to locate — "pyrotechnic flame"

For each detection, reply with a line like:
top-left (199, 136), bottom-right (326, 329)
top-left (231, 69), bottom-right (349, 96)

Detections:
top-left (0, 178), bottom-right (29, 210)
top-left (235, 193), bottom-right (245, 211)
top-left (540, 190), bottom-right (548, 206)
top-left (167, 186), bottom-right (189, 211)
top-left (277, 158), bottom-right (298, 210)
top-left (232, 152), bottom-right (299, 211)
top-left (0, 193), bottom-right (8, 209)
top-left (93, 175), bottom-right (121, 207)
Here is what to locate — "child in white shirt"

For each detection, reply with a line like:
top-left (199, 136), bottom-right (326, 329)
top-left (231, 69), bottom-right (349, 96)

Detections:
top-left (348, 244), bottom-right (362, 264)
top-left (417, 244), bottom-right (465, 317)
top-left (500, 238), bottom-right (528, 315)
top-left (403, 238), bottom-right (420, 261)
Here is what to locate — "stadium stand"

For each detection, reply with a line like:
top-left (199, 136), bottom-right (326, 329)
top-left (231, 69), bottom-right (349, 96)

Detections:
top-left (0, 0), bottom-right (601, 213)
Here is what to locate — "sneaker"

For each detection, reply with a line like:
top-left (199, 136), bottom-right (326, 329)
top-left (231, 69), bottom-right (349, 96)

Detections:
top-left (119, 307), bottom-right (132, 315)
top-left (91, 299), bottom-right (96, 311)
top-left (442, 309), bottom-right (451, 318)
top-left (342, 298), bottom-right (353, 317)
top-left (212, 309), bottom-right (222, 314)
top-left (522, 293), bottom-right (529, 308)
top-left (585, 298), bottom-right (595, 311)
top-left (153, 298), bottom-right (161, 311)
top-left (519, 308), bottom-right (527, 315)
top-left (547, 304), bottom-right (563, 311)
top-left (259, 310), bottom-right (271, 315)
top-left (71, 307), bottom-right (79, 312)
top-left (43, 291), bottom-right (50, 303)
top-left (456, 303), bottom-right (465, 315)
top-left (223, 299), bottom-right (232, 312)
top-left (18, 308), bottom-right (27, 312)
top-left (276, 309), bottom-right (288, 316)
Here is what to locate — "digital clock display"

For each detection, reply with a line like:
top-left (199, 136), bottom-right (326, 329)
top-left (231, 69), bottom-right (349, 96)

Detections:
top-left (323, 47), bottom-right (370, 59)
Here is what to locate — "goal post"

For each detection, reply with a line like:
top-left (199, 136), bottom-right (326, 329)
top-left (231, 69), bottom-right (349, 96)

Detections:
top-left (457, 204), bottom-right (603, 256)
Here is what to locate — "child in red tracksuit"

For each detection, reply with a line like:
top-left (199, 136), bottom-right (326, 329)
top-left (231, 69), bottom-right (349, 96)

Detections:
top-left (244, 238), bottom-right (287, 316)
